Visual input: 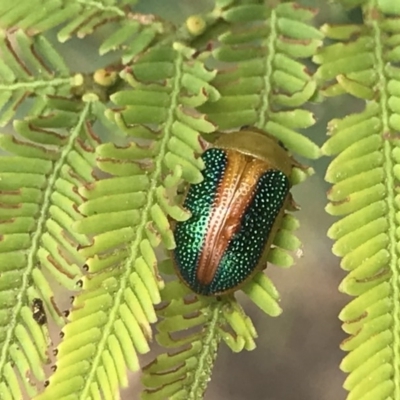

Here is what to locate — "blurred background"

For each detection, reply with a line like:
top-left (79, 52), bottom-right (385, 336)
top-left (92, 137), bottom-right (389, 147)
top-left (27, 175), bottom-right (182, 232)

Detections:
top-left (7, 0), bottom-right (365, 399)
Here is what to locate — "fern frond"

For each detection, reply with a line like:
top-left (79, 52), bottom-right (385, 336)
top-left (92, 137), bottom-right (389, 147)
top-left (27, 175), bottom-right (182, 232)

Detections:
top-left (315, 2), bottom-right (400, 399)
top-left (201, 1), bottom-right (321, 157)
top-left (99, 16), bottom-right (166, 64)
top-left (0, 0), bottom-right (139, 43)
top-left (141, 260), bottom-right (267, 399)
top-left (196, 0), bottom-right (319, 310)
top-left (142, 276), bottom-right (221, 399)
top-left (38, 42), bottom-right (219, 399)
top-left (0, 94), bottom-right (98, 398)
top-left (0, 0), bottom-right (174, 65)
top-left (0, 30), bottom-right (70, 127)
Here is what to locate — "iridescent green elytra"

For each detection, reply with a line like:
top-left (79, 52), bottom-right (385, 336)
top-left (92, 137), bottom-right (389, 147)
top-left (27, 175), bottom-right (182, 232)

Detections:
top-left (172, 128), bottom-right (296, 296)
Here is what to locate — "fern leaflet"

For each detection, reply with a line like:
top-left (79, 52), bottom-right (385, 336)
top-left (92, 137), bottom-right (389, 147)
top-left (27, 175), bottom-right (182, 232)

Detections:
top-left (141, 259), bottom-right (284, 399)
top-left (0, 30), bottom-right (70, 127)
top-left (0, 0), bottom-right (138, 42)
top-left (315, 1), bottom-right (400, 399)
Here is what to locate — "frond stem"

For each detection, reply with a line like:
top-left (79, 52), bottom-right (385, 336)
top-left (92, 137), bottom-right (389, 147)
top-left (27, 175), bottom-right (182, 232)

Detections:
top-left (187, 302), bottom-right (221, 399)
top-left (76, 0), bottom-right (125, 17)
top-left (257, 9), bottom-right (276, 129)
top-left (367, 2), bottom-right (400, 396)
top-left (0, 78), bottom-right (70, 91)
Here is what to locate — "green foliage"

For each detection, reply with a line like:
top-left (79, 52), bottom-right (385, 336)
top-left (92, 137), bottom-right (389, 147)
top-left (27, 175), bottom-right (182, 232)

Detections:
top-left (36, 40), bottom-right (223, 399)
top-left (141, 260), bottom-right (283, 399)
top-left (99, 17), bottom-right (167, 64)
top-left (0, 0), bottom-right (321, 398)
top-left (0, 30), bottom-right (70, 127)
top-left (141, 261), bottom-right (223, 400)
top-left (315, 1), bottom-right (400, 399)
top-left (0, 88), bottom-right (100, 397)
top-left (202, 2), bottom-right (322, 149)
top-left (0, 0), bottom-right (138, 42)
top-left (5, 0), bottom-right (400, 399)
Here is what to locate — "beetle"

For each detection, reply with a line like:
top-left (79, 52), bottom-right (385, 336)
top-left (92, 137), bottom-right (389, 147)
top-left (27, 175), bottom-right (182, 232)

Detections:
top-left (171, 127), bottom-right (298, 296)
top-left (32, 298), bottom-right (47, 325)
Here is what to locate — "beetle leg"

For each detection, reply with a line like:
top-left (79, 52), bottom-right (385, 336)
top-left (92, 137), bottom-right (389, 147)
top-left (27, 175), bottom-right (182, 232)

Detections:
top-left (291, 157), bottom-right (308, 171)
top-left (198, 135), bottom-right (212, 151)
top-left (286, 193), bottom-right (301, 211)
